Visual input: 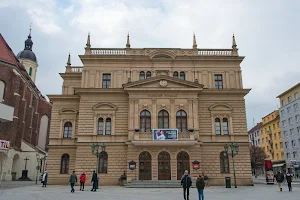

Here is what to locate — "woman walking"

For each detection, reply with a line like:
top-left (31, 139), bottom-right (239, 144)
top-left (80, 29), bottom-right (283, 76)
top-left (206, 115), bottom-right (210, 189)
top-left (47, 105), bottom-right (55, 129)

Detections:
top-left (80, 172), bottom-right (86, 191)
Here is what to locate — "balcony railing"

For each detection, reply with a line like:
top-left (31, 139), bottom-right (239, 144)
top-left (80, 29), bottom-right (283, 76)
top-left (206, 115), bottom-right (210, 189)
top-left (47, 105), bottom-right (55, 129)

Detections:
top-left (135, 132), bottom-right (193, 140)
top-left (70, 67), bottom-right (83, 72)
top-left (91, 48), bottom-right (126, 55)
top-left (197, 49), bottom-right (232, 56)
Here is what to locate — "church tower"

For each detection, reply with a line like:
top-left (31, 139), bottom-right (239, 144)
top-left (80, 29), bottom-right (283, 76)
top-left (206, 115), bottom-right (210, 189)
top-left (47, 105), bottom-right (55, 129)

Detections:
top-left (17, 26), bottom-right (38, 82)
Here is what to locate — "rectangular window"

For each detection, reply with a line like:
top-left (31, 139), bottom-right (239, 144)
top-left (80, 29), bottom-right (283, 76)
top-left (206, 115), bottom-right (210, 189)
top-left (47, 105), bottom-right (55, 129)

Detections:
top-left (282, 120), bottom-right (286, 127)
top-left (281, 110), bottom-right (285, 117)
top-left (293, 152), bottom-right (298, 159)
top-left (295, 92), bottom-right (299, 100)
top-left (214, 75), bottom-right (223, 89)
top-left (285, 141), bottom-right (289, 148)
top-left (296, 115), bottom-right (300, 122)
top-left (284, 131), bottom-right (288, 137)
top-left (102, 73), bottom-right (111, 88)
top-left (275, 143), bottom-right (278, 150)
top-left (280, 142), bottom-right (283, 148)
top-left (262, 138), bottom-right (264, 143)
top-left (294, 103), bottom-right (299, 111)
top-left (288, 96), bottom-right (292, 103)
top-left (281, 152), bottom-right (284, 159)
top-left (287, 107), bottom-right (291, 114)
top-left (277, 122), bottom-right (280, 128)
top-left (282, 99), bottom-right (286, 106)
top-left (297, 126), bottom-right (300, 135)
top-left (290, 129), bottom-right (294, 136)
top-left (273, 124), bottom-right (275, 130)
top-left (292, 140), bottom-right (296, 147)
top-left (288, 117), bottom-right (293, 125)
top-left (286, 153), bottom-right (290, 159)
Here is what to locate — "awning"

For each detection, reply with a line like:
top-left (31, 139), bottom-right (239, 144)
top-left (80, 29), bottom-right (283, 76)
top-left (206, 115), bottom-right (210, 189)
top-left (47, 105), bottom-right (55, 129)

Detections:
top-left (273, 163), bottom-right (285, 167)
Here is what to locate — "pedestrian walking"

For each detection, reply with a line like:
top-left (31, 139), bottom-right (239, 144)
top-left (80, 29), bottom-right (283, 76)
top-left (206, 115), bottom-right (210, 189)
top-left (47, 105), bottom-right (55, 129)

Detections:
top-left (41, 171), bottom-right (48, 187)
top-left (91, 170), bottom-right (98, 192)
top-left (286, 169), bottom-right (293, 192)
top-left (181, 170), bottom-right (192, 200)
top-left (275, 171), bottom-right (284, 191)
top-left (69, 171), bottom-right (78, 193)
top-left (196, 174), bottom-right (205, 200)
top-left (79, 172), bottom-right (86, 191)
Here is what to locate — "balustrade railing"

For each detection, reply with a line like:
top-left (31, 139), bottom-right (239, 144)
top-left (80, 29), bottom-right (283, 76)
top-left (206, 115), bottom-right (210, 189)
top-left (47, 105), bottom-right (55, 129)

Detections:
top-left (70, 67), bottom-right (83, 72)
top-left (198, 49), bottom-right (232, 56)
top-left (91, 48), bottom-right (126, 55)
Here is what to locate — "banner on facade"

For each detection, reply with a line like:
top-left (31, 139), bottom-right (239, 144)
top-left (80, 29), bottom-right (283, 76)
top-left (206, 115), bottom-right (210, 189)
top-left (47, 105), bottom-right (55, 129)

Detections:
top-left (152, 129), bottom-right (178, 140)
top-left (0, 140), bottom-right (10, 151)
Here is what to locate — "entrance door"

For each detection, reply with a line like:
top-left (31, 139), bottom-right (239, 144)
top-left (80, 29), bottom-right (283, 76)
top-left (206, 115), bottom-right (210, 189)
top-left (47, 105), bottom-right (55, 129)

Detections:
top-left (158, 151), bottom-right (171, 180)
top-left (177, 151), bottom-right (190, 180)
top-left (139, 151), bottom-right (152, 180)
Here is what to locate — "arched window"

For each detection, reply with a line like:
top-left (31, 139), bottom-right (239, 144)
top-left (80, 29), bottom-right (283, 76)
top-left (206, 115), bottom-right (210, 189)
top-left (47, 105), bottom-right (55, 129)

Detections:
top-left (139, 71), bottom-right (145, 80)
top-left (63, 122), bottom-right (72, 138)
top-left (146, 71), bottom-right (151, 79)
top-left (60, 154), bottom-right (69, 174)
top-left (98, 118), bottom-right (104, 135)
top-left (223, 118), bottom-right (229, 135)
top-left (29, 67), bottom-right (32, 76)
top-left (0, 80), bottom-right (5, 102)
top-left (158, 110), bottom-right (169, 129)
top-left (140, 110), bottom-right (151, 132)
top-left (173, 71), bottom-right (178, 79)
top-left (105, 118), bottom-right (111, 135)
top-left (98, 152), bottom-right (108, 173)
top-left (176, 110), bottom-right (187, 132)
top-left (180, 71), bottom-right (185, 80)
top-left (215, 118), bottom-right (221, 135)
top-left (220, 152), bottom-right (230, 173)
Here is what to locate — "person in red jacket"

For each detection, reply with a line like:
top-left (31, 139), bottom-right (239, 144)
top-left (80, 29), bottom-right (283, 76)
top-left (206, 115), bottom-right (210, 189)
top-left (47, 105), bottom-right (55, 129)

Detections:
top-left (79, 172), bottom-right (86, 191)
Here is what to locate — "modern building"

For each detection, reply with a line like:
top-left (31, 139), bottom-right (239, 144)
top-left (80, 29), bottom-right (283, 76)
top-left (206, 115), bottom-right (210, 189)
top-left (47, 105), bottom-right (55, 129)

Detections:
top-left (0, 32), bottom-right (52, 181)
top-left (277, 83), bottom-right (300, 171)
top-left (248, 122), bottom-right (263, 147)
top-left (260, 110), bottom-right (285, 173)
top-left (46, 33), bottom-right (253, 186)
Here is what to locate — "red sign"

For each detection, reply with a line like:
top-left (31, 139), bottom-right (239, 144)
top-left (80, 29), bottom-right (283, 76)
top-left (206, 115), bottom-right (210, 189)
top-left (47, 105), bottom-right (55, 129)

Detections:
top-left (193, 164), bottom-right (200, 170)
top-left (0, 140), bottom-right (10, 150)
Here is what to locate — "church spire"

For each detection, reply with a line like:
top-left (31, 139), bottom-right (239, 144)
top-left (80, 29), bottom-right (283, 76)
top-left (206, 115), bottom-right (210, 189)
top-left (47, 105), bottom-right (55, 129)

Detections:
top-left (86, 32), bottom-right (91, 48)
top-left (193, 33), bottom-right (197, 49)
top-left (67, 52), bottom-right (71, 66)
top-left (126, 32), bottom-right (131, 48)
top-left (24, 24), bottom-right (33, 51)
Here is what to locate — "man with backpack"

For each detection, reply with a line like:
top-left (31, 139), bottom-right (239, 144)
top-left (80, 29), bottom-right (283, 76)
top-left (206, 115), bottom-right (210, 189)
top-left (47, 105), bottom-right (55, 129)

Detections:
top-left (181, 170), bottom-right (192, 200)
top-left (275, 171), bottom-right (284, 191)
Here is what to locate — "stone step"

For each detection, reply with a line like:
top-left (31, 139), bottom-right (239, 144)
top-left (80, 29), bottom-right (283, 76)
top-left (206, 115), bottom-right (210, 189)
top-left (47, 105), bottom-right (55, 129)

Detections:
top-left (124, 180), bottom-right (196, 188)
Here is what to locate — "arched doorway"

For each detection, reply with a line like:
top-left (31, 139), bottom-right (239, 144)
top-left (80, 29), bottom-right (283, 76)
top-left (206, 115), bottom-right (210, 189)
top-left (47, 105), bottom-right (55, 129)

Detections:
top-left (158, 151), bottom-right (171, 180)
top-left (139, 151), bottom-right (151, 180)
top-left (177, 151), bottom-right (190, 180)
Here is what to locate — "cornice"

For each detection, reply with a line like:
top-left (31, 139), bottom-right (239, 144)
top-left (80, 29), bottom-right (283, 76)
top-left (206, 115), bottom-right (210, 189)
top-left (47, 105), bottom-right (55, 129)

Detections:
top-left (47, 95), bottom-right (80, 100)
top-left (201, 88), bottom-right (251, 96)
top-left (74, 88), bottom-right (125, 94)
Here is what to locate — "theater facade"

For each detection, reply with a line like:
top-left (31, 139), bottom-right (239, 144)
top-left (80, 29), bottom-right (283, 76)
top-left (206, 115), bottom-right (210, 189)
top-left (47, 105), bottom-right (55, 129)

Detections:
top-left (46, 34), bottom-right (253, 185)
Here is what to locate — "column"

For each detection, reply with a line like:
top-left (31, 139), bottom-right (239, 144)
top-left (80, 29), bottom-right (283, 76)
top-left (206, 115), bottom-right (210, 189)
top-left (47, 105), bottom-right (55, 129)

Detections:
top-left (152, 99), bottom-right (157, 128)
top-left (225, 71), bottom-right (230, 89)
top-left (188, 99), bottom-right (193, 129)
top-left (95, 70), bottom-right (99, 88)
top-left (128, 98), bottom-right (134, 140)
top-left (239, 71), bottom-right (243, 88)
top-left (192, 99), bottom-right (199, 130)
top-left (81, 70), bottom-right (85, 88)
top-left (134, 99), bottom-right (139, 129)
top-left (170, 99), bottom-right (175, 128)
top-left (84, 70), bottom-right (89, 88)
top-left (235, 71), bottom-right (240, 89)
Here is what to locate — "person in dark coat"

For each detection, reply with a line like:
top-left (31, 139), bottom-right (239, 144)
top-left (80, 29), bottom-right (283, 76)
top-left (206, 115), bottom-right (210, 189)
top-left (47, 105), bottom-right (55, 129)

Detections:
top-left (41, 171), bottom-right (48, 187)
top-left (69, 171), bottom-right (78, 193)
top-left (181, 170), bottom-right (192, 200)
top-left (196, 175), bottom-right (205, 200)
top-left (286, 168), bottom-right (294, 191)
top-left (91, 170), bottom-right (98, 192)
top-left (275, 171), bottom-right (284, 191)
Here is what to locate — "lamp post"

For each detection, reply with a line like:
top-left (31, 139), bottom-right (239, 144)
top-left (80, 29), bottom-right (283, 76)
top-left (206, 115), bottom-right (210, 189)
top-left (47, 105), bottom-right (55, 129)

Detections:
top-left (224, 143), bottom-right (239, 188)
top-left (91, 143), bottom-right (106, 189)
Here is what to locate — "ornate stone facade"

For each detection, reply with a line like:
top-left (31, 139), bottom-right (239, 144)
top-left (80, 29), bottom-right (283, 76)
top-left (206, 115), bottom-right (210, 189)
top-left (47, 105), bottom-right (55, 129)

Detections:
top-left (46, 34), bottom-right (252, 186)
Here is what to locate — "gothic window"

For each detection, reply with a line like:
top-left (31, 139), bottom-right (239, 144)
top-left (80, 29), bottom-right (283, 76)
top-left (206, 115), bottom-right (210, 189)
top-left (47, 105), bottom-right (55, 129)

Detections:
top-left (176, 110), bottom-right (187, 132)
top-left (63, 122), bottom-right (72, 138)
top-left (60, 154), bottom-right (69, 174)
top-left (140, 110), bottom-right (151, 132)
top-left (105, 118), bottom-right (111, 135)
top-left (158, 110), bottom-right (169, 129)
top-left (98, 152), bottom-right (108, 173)
top-left (180, 71), bottom-right (185, 80)
top-left (0, 80), bottom-right (5, 102)
top-left (98, 118), bottom-right (104, 135)
top-left (173, 71), bottom-right (178, 79)
top-left (146, 71), bottom-right (151, 79)
top-left (139, 71), bottom-right (145, 80)
top-left (220, 152), bottom-right (230, 173)
top-left (222, 118), bottom-right (229, 135)
top-left (215, 118), bottom-right (221, 135)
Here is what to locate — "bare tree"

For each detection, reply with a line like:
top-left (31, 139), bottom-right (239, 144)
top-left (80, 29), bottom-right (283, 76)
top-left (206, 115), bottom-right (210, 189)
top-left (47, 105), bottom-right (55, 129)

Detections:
top-left (250, 145), bottom-right (267, 177)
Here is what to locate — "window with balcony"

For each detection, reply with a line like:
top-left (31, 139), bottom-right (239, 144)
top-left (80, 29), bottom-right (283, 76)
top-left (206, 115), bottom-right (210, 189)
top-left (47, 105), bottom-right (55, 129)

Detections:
top-left (295, 92), bottom-right (299, 100)
top-left (158, 110), bottom-right (169, 129)
top-left (140, 110), bottom-right (151, 132)
top-left (292, 140), bottom-right (296, 147)
top-left (294, 103), bottom-right (299, 111)
top-left (176, 110), bottom-right (187, 132)
top-left (214, 75), bottom-right (223, 89)
top-left (288, 96), bottom-right (292, 103)
top-left (102, 73), bottom-right (111, 88)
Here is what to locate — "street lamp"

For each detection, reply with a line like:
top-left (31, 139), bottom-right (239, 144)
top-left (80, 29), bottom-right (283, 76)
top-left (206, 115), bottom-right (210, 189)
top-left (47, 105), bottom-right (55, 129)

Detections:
top-left (91, 143), bottom-right (106, 173)
top-left (224, 143), bottom-right (239, 188)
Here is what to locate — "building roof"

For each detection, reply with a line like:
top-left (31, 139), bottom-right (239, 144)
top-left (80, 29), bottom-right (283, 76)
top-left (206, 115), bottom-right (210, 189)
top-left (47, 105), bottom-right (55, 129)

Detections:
top-left (248, 122), bottom-right (263, 134)
top-left (0, 34), bottom-right (46, 101)
top-left (17, 30), bottom-right (37, 62)
top-left (277, 82), bottom-right (300, 98)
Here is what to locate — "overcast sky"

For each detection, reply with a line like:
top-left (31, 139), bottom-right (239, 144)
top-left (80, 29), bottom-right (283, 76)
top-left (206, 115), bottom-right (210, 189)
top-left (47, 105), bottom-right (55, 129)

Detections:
top-left (1, 0), bottom-right (299, 130)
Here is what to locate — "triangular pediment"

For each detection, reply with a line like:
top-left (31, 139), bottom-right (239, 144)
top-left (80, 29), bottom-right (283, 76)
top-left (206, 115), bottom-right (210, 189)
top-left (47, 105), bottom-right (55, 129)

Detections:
top-left (123, 75), bottom-right (204, 90)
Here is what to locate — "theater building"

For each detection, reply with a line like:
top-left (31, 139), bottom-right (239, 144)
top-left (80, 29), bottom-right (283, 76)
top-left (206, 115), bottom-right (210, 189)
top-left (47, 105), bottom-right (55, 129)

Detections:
top-left (46, 34), bottom-right (253, 185)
